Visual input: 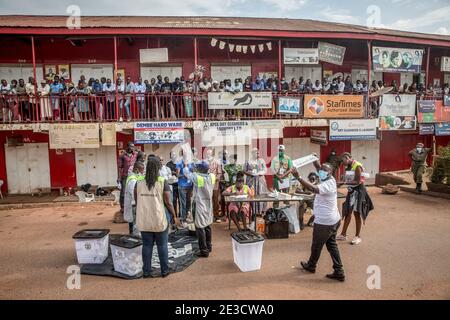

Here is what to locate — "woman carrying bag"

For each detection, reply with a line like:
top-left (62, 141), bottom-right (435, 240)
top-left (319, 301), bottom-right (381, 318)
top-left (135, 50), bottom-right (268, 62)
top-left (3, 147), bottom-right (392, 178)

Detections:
top-left (135, 157), bottom-right (177, 278)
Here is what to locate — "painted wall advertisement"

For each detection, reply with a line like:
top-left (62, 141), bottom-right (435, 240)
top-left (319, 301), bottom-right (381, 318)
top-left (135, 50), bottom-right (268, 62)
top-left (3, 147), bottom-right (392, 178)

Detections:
top-left (283, 48), bottom-right (319, 65)
top-left (49, 123), bottom-right (100, 149)
top-left (278, 96), bottom-right (302, 114)
top-left (435, 123), bottom-right (450, 136)
top-left (101, 123), bottom-right (116, 146)
top-left (134, 122), bottom-right (185, 144)
top-left (208, 92), bottom-right (272, 110)
top-left (310, 129), bottom-right (327, 145)
top-left (418, 100), bottom-right (450, 123)
top-left (303, 95), bottom-right (364, 118)
top-left (379, 94), bottom-right (416, 117)
top-left (419, 124), bottom-right (435, 135)
top-left (329, 119), bottom-right (377, 141)
top-left (318, 42), bottom-right (346, 65)
top-left (379, 116), bottom-right (417, 131)
top-left (372, 46), bottom-right (424, 73)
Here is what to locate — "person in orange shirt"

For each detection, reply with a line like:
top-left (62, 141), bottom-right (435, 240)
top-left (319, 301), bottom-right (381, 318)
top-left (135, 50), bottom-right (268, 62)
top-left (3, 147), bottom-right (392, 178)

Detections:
top-left (222, 173), bottom-right (254, 231)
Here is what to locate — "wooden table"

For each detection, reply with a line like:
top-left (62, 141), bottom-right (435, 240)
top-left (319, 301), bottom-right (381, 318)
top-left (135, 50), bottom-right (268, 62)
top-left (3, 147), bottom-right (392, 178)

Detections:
top-left (224, 192), bottom-right (347, 232)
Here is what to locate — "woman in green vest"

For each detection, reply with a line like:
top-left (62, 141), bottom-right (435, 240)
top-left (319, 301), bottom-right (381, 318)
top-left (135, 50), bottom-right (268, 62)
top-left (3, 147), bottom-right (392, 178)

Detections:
top-left (337, 152), bottom-right (374, 245)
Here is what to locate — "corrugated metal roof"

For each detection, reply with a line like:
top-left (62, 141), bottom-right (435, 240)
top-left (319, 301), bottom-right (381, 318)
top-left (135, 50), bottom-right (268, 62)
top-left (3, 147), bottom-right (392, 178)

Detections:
top-left (0, 15), bottom-right (449, 43)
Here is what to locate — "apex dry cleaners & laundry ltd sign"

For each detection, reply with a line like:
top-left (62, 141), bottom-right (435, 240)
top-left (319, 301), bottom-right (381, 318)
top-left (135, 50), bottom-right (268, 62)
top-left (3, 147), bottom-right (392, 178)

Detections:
top-left (329, 119), bottom-right (377, 141)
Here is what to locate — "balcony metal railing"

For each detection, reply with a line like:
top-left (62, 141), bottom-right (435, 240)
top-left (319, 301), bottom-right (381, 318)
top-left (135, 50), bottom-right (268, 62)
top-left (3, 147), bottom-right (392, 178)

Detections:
top-left (0, 92), bottom-right (443, 124)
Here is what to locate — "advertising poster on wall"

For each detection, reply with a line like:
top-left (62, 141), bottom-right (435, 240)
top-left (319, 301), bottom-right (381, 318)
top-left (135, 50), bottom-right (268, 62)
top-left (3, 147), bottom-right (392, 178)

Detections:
top-left (419, 124), bottom-right (435, 135)
top-left (208, 92), bottom-right (272, 110)
top-left (379, 116), bottom-right (417, 131)
top-left (418, 100), bottom-right (450, 123)
top-left (318, 42), bottom-right (346, 65)
top-left (379, 94), bottom-right (416, 116)
top-left (303, 95), bottom-right (364, 118)
top-left (372, 46), bottom-right (424, 73)
top-left (49, 123), bottom-right (100, 149)
top-left (329, 119), bottom-right (377, 141)
top-left (134, 122), bottom-right (185, 144)
top-left (435, 123), bottom-right (450, 136)
top-left (278, 97), bottom-right (302, 114)
top-left (283, 48), bottom-right (319, 64)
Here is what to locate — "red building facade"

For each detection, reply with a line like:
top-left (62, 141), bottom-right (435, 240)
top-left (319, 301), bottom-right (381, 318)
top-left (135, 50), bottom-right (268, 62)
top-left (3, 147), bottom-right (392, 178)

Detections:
top-left (0, 16), bottom-right (449, 194)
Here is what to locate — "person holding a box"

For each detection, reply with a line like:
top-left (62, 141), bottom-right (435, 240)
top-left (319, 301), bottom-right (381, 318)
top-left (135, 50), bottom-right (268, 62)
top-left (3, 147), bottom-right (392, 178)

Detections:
top-left (336, 153), bottom-right (374, 246)
top-left (184, 161), bottom-right (215, 258)
top-left (291, 161), bottom-right (345, 282)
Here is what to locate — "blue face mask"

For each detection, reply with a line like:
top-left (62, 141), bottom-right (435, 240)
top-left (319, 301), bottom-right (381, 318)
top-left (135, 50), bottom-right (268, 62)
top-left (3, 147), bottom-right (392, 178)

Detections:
top-left (318, 170), bottom-right (329, 181)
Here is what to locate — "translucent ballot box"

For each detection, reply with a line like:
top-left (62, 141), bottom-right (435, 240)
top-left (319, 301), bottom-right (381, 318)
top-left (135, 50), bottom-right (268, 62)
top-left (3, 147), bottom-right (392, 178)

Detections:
top-left (110, 235), bottom-right (143, 277)
top-left (231, 230), bottom-right (265, 272)
top-left (72, 229), bottom-right (110, 264)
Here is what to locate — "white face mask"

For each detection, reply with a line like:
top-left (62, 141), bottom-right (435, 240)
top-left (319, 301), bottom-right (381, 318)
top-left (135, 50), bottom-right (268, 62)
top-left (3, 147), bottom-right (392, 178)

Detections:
top-left (416, 147), bottom-right (423, 153)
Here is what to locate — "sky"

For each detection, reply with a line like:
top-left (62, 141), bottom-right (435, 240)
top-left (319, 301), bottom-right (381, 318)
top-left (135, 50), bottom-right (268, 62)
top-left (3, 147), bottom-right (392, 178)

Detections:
top-left (0, 0), bottom-right (449, 35)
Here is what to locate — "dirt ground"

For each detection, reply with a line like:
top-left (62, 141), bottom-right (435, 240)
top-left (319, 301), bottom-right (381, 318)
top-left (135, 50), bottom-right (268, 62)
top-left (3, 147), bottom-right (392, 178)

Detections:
top-left (0, 186), bottom-right (449, 300)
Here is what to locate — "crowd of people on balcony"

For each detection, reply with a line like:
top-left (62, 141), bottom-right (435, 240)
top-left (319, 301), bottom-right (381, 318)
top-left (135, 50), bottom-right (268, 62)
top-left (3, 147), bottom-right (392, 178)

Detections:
top-left (0, 73), bottom-right (448, 123)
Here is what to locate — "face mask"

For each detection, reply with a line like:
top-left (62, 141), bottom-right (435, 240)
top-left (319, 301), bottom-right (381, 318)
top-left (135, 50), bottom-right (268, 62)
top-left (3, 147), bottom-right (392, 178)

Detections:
top-left (318, 170), bottom-right (329, 181)
top-left (279, 151), bottom-right (284, 158)
top-left (416, 148), bottom-right (423, 153)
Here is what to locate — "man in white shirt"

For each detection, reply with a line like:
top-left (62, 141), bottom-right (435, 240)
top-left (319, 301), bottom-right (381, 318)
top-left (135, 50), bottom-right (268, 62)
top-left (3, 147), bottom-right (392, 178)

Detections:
top-left (292, 160), bottom-right (345, 282)
top-left (103, 79), bottom-right (116, 120)
top-left (337, 76), bottom-right (345, 94)
top-left (134, 77), bottom-right (147, 119)
top-left (199, 77), bottom-right (211, 92)
top-left (231, 79), bottom-right (243, 92)
top-left (312, 80), bottom-right (323, 93)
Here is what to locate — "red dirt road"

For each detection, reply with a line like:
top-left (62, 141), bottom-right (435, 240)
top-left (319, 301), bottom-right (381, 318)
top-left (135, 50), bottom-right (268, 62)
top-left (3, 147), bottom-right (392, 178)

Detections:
top-left (0, 187), bottom-right (449, 300)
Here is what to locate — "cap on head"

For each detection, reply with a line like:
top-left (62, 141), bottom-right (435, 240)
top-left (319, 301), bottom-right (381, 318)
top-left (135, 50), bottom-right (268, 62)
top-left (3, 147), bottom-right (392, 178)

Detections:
top-left (196, 161), bottom-right (209, 173)
top-left (416, 143), bottom-right (424, 148)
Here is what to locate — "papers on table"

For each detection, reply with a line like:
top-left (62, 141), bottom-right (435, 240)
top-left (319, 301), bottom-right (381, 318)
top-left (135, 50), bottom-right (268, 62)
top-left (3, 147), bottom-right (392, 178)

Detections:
top-left (293, 154), bottom-right (319, 169)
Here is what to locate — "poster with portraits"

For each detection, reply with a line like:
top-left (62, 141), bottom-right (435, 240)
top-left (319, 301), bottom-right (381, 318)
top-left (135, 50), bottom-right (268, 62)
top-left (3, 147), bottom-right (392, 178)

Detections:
top-left (57, 64), bottom-right (70, 80)
top-left (45, 65), bottom-right (57, 81)
top-left (372, 47), bottom-right (424, 73)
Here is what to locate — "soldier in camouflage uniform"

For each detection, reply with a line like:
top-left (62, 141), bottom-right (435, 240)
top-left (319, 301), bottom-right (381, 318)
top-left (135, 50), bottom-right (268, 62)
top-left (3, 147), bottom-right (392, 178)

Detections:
top-left (408, 143), bottom-right (431, 192)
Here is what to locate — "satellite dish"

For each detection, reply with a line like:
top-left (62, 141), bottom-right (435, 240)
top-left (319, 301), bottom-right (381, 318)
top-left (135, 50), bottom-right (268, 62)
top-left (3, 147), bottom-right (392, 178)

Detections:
top-left (370, 86), bottom-right (394, 98)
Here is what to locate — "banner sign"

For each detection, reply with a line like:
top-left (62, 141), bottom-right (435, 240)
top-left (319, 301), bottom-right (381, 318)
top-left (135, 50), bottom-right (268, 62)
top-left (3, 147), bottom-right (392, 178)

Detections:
top-left (418, 100), bottom-right (450, 123)
top-left (441, 56), bottom-right (450, 72)
top-left (139, 48), bottom-right (168, 63)
top-left (318, 42), bottom-right (346, 65)
top-left (329, 119), bottom-right (377, 141)
top-left (372, 46), bottom-right (424, 73)
top-left (310, 129), bottom-right (327, 145)
top-left (49, 123), bottom-right (99, 149)
top-left (444, 95), bottom-right (450, 107)
top-left (379, 94), bottom-right (416, 116)
top-left (208, 92), bottom-right (272, 110)
top-left (435, 123), bottom-right (450, 136)
top-left (283, 48), bottom-right (319, 65)
top-left (419, 124), bottom-right (435, 135)
top-left (303, 95), bottom-right (364, 118)
top-left (278, 96), bottom-right (302, 114)
top-left (134, 122), bottom-right (185, 144)
top-left (379, 116), bottom-right (417, 131)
